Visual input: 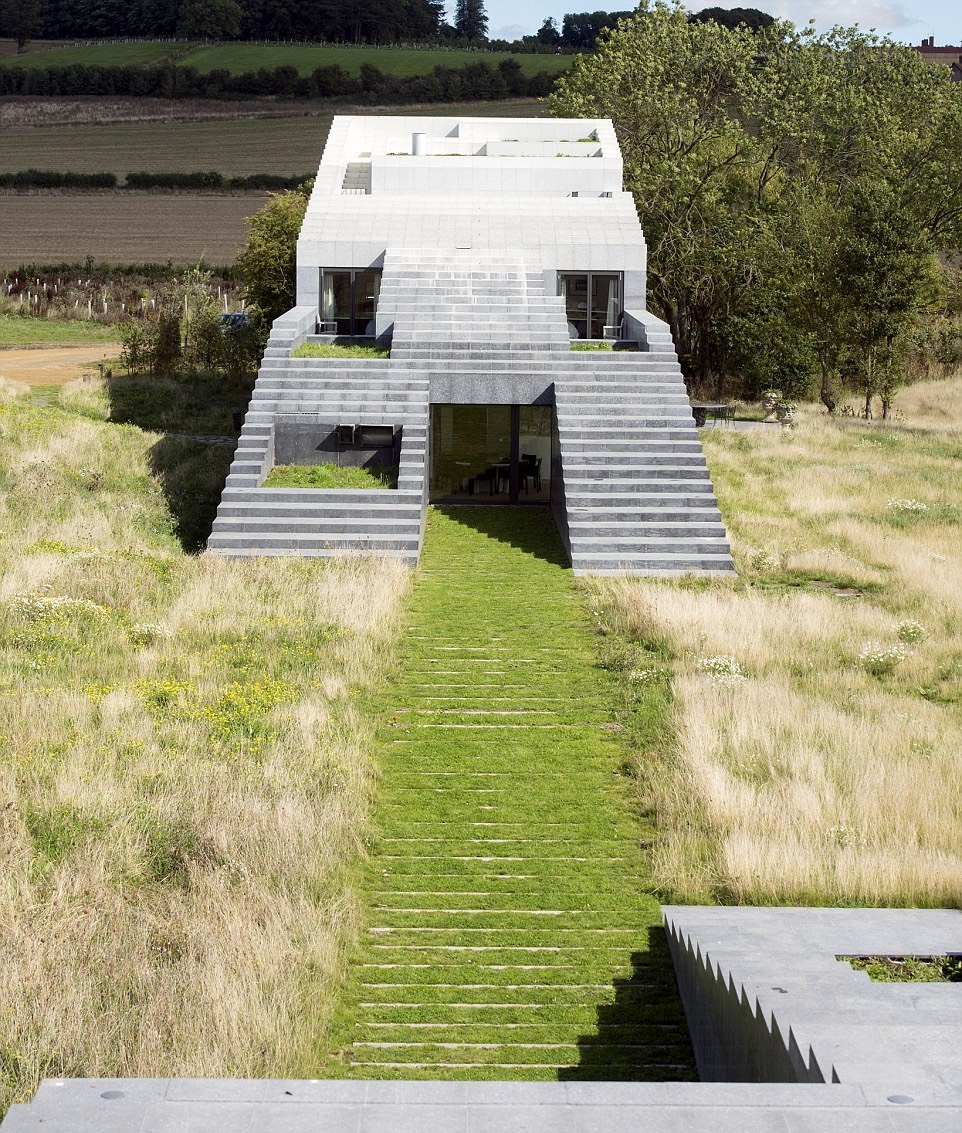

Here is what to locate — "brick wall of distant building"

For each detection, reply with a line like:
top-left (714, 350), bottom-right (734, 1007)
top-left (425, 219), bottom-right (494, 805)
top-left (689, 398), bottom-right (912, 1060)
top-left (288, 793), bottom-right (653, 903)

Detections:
top-left (916, 37), bottom-right (962, 65)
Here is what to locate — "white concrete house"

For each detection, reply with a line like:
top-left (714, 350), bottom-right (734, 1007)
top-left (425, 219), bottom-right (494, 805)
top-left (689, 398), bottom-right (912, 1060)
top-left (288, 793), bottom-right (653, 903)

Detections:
top-left (209, 115), bottom-right (733, 574)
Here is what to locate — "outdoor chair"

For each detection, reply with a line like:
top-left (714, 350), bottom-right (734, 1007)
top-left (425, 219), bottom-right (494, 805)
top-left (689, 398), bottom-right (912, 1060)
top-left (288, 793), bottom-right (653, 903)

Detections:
top-left (520, 454), bottom-right (542, 493)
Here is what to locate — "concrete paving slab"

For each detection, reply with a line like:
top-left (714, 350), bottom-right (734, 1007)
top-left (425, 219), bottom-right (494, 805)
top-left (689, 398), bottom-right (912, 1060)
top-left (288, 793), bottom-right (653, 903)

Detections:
top-left (255, 1103), bottom-right (363, 1133)
top-left (466, 1103), bottom-right (579, 1133)
top-left (140, 1102), bottom-right (257, 1132)
top-left (164, 1081), bottom-right (269, 1104)
top-left (359, 1102), bottom-right (468, 1133)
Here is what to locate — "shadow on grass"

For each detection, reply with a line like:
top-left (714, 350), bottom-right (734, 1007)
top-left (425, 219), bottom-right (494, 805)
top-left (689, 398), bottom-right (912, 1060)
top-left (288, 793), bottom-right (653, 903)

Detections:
top-left (104, 370), bottom-right (254, 438)
top-left (147, 435), bottom-right (234, 553)
top-left (559, 928), bottom-right (699, 1082)
top-left (102, 370), bottom-right (254, 553)
top-left (433, 504), bottom-right (570, 568)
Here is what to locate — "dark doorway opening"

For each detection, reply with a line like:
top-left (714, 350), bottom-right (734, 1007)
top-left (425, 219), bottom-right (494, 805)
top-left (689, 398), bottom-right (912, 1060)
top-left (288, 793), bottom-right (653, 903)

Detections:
top-left (429, 404), bottom-right (552, 504)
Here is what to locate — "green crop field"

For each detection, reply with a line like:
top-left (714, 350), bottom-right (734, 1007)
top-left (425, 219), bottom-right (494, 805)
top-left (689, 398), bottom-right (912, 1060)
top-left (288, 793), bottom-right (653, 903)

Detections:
top-left (182, 43), bottom-right (571, 77)
top-left (0, 40), bottom-right (571, 77)
top-left (0, 100), bottom-right (546, 177)
top-left (0, 40), bottom-right (182, 68)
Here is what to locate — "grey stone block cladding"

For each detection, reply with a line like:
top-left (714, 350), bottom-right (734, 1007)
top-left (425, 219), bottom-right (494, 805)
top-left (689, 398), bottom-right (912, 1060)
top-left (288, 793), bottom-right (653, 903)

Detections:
top-left (207, 115), bottom-right (734, 575)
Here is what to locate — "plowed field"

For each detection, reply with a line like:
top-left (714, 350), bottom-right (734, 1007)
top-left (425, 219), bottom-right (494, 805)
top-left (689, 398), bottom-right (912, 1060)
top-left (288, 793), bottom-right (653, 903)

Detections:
top-left (0, 192), bottom-right (266, 268)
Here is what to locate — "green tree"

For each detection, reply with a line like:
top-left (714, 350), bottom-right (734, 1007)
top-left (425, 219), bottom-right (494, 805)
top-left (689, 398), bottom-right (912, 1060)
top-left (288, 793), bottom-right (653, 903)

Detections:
top-left (548, 2), bottom-right (962, 405)
top-left (0, 0), bottom-right (44, 50)
top-left (536, 16), bottom-right (560, 45)
top-left (176, 0), bottom-right (242, 38)
top-left (237, 185), bottom-right (310, 323)
top-left (454, 0), bottom-right (486, 41)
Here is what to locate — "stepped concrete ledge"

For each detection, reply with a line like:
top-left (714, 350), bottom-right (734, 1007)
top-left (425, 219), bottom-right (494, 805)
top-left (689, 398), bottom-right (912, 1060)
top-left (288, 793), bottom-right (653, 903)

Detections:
top-left (5, 908), bottom-right (958, 1130)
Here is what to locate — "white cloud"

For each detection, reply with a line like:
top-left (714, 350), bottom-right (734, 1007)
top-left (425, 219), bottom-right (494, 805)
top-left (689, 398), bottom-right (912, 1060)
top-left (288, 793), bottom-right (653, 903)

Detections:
top-left (491, 22), bottom-right (529, 40)
top-left (765, 0), bottom-right (919, 33)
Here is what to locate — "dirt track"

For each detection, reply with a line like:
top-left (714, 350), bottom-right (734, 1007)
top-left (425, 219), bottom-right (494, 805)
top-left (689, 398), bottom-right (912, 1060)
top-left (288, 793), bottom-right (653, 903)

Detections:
top-left (0, 344), bottom-right (122, 386)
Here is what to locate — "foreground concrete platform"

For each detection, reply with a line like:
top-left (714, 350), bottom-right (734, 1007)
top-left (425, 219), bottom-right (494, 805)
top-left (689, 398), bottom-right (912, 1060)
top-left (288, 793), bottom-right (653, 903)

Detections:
top-left (5, 907), bottom-right (959, 1132)
top-left (3, 1077), bottom-right (961, 1132)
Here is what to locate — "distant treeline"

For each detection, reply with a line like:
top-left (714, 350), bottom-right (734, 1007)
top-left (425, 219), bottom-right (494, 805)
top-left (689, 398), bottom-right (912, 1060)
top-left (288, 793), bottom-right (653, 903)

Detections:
top-left (0, 57), bottom-right (557, 100)
top-left (31, 0), bottom-right (451, 46)
top-left (0, 170), bottom-right (313, 190)
top-left (19, 3), bottom-right (774, 47)
top-left (0, 170), bottom-right (117, 189)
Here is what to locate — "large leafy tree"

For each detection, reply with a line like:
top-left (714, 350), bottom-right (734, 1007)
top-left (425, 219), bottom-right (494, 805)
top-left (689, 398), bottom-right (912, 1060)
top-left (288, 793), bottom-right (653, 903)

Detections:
top-left (548, 1), bottom-right (962, 405)
top-left (237, 185), bottom-right (310, 323)
top-left (0, 0), bottom-right (43, 50)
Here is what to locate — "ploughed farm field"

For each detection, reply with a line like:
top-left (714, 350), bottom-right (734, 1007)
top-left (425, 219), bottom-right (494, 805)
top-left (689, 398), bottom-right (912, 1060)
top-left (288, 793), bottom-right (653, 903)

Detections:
top-left (0, 100), bottom-right (546, 178)
top-left (0, 193), bottom-right (266, 269)
top-left (0, 98), bottom-right (546, 265)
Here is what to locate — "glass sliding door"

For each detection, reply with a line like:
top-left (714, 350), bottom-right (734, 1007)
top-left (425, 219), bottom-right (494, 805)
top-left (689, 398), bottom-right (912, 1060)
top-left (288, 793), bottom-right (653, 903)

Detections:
top-left (518, 405), bottom-right (551, 502)
top-left (354, 271), bottom-right (380, 336)
top-left (591, 273), bottom-right (620, 339)
top-left (430, 405), bottom-right (551, 504)
top-left (319, 269), bottom-right (381, 336)
top-left (558, 272), bottom-right (622, 339)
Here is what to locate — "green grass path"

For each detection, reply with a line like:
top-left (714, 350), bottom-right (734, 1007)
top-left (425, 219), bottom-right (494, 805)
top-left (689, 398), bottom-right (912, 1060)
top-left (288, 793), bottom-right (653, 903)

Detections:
top-left (330, 507), bottom-right (695, 1080)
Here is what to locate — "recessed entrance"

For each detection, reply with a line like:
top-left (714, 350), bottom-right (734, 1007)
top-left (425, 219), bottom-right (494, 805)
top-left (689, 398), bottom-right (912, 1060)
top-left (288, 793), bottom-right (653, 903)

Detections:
top-left (559, 272), bottom-right (622, 339)
top-left (319, 269), bottom-right (381, 336)
top-left (429, 404), bottom-right (553, 503)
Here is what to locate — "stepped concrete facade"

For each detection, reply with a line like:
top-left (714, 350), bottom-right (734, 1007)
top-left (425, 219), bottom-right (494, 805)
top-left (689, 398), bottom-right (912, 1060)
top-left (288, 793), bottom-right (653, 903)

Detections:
top-left (209, 115), bottom-right (734, 575)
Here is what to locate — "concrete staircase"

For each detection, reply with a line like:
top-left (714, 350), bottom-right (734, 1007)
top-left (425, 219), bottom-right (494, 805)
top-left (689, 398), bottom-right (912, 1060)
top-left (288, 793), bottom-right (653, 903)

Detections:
top-left (378, 248), bottom-right (570, 354)
top-left (554, 353), bottom-right (735, 575)
top-left (209, 248), bottom-right (733, 575)
top-left (207, 352), bottom-right (429, 561)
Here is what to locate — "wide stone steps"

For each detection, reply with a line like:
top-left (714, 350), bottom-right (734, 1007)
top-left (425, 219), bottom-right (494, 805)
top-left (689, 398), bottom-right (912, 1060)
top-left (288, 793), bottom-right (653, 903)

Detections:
top-left (562, 451), bottom-right (707, 466)
top-left (572, 554), bottom-right (735, 575)
top-left (555, 355), bottom-right (733, 573)
top-left (212, 516), bottom-right (422, 536)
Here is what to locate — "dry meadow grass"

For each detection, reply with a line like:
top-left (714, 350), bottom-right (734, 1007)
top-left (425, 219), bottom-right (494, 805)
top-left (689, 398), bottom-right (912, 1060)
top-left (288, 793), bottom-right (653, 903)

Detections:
top-left (587, 378), bottom-right (962, 908)
top-left (0, 378), bottom-right (409, 1111)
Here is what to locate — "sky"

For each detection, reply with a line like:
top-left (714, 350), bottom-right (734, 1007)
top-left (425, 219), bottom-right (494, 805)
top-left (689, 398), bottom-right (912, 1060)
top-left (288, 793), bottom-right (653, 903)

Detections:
top-left (476, 0), bottom-right (959, 46)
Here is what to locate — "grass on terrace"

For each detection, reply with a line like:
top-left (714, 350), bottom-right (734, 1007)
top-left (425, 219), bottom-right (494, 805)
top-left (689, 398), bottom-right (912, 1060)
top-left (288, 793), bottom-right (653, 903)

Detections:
top-left (263, 463), bottom-right (398, 490)
top-left (0, 374), bottom-right (410, 1115)
top-left (589, 377), bottom-right (962, 909)
top-left (293, 342), bottom-right (389, 360)
top-left (326, 507), bottom-right (694, 1081)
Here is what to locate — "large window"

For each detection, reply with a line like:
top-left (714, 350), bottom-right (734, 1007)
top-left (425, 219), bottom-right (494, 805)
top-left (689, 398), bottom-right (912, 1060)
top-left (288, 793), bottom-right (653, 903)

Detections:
top-left (319, 269), bottom-right (381, 336)
top-left (559, 273), bottom-right (621, 339)
top-left (429, 405), bottom-right (552, 504)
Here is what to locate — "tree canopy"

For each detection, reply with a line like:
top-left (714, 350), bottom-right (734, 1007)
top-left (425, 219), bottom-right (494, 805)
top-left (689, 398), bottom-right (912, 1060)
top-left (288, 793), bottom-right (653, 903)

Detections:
top-left (34, 0), bottom-right (449, 44)
top-left (237, 185), bottom-right (311, 324)
top-left (454, 0), bottom-right (488, 42)
top-left (549, 1), bottom-right (962, 410)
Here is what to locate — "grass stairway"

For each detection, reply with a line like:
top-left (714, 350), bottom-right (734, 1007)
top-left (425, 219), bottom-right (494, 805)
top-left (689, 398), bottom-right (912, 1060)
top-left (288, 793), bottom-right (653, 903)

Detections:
top-left (331, 507), bottom-right (695, 1081)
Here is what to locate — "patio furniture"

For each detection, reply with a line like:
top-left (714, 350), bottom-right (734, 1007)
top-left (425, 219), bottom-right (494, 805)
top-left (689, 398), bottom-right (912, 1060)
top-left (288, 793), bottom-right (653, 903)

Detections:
top-left (690, 402), bottom-right (729, 428)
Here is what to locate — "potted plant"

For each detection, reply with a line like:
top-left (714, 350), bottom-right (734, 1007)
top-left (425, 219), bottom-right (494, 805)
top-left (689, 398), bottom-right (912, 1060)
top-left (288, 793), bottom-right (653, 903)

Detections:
top-left (774, 399), bottom-right (797, 426)
top-left (761, 389), bottom-right (781, 421)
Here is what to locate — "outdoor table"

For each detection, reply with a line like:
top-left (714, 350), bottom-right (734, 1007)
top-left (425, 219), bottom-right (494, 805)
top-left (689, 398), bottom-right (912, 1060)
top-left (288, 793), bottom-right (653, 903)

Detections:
top-left (689, 402), bottom-right (729, 427)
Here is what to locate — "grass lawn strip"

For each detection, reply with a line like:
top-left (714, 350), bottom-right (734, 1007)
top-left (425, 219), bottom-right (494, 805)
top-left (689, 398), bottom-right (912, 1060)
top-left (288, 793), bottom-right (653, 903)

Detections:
top-left (329, 506), bottom-right (694, 1080)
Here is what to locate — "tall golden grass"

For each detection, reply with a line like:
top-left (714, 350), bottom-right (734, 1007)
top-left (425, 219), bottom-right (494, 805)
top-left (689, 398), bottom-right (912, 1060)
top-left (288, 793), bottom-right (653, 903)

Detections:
top-left (589, 379), bottom-right (962, 908)
top-left (0, 378), bottom-right (409, 1111)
